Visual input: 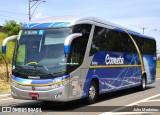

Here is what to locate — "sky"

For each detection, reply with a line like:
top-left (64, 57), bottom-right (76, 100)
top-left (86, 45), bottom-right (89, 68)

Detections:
top-left (0, 0), bottom-right (160, 48)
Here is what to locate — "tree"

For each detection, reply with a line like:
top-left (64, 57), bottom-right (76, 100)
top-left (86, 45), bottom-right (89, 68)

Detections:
top-left (0, 20), bottom-right (22, 82)
top-left (4, 20), bottom-right (22, 36)
top-left (0, 32), bottom-right (15, 82)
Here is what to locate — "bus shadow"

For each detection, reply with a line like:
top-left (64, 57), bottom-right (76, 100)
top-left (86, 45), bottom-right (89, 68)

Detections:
top-left (96, 86), bottom-right (155, 103)
top-left (11, 86), bottom-right (155, 112)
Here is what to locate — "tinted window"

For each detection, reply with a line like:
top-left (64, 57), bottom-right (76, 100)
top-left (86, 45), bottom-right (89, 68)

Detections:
top-left (67, 24), bottom-right (92, 73)
top-left (90, 26), bottom-right (137, 55)
top-left (118, 32), bottom-right (137, 53)
top-left (133, 35), bottom-right (156, 55)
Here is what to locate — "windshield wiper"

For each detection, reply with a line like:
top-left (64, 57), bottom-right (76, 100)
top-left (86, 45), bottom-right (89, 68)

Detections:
top-left (35, 65), bottom-right (65, 77)
top-left (28, 64), bottom-right (55, 77)
top-left (13, 66), bottom-right (36, 75)
top-left (52, 71), bottom-right (65, 76)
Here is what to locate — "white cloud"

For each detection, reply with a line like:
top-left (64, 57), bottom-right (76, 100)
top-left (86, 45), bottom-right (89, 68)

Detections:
top-left (110, 17), bottom-right (160, 31)
top-left (31, 12), bottom-right (49, 21)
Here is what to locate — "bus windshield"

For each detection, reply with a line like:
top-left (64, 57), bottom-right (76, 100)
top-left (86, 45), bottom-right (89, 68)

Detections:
top-left (14, 28), bottom-right (71, 77)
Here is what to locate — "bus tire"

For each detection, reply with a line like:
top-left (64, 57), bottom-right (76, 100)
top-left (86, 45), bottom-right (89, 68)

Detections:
top-left (139, 75), bottom-right (146, 91)
top-left (86, 81), bottom-right (98, 104)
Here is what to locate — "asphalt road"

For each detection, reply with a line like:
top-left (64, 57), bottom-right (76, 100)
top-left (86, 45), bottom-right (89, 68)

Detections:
top-left (0, 78), bottom-right (160, 115)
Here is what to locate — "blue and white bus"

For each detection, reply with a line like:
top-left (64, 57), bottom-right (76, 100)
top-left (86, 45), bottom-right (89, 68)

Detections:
top-left (2, 17), bottom-right (156, 104)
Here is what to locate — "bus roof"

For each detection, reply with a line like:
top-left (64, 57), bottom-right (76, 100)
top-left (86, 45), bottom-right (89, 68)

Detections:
top-left (23, 16), bottom-right (155, 40)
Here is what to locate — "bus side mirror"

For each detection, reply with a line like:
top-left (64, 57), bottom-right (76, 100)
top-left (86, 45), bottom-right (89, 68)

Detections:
top-left (64, 33), bottom-right (82, 54)
top-left (2, 35), bottom-right (18, 54)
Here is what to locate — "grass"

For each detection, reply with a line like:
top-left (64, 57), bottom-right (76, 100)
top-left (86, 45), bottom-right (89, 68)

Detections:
top-left (0, 64), bottom-right (12, 94)
top-left (156, 61), bottom-right (160, 77)
top-left (0, 80), bottom-right (10, 94)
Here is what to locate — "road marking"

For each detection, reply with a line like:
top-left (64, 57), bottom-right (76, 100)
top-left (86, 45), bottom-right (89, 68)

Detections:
top-left (100, 93), bottom-right (160, 115)
top-left (0, 97), bottom-right (13, 102)
top-left (127, 93), bottom-right (160, 106)
top-left (143, 99), bottom-right (160, 102)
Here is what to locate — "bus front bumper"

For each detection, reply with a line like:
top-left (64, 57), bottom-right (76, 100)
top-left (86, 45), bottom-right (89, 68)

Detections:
top-left (11, 82), bottom-right (70, 102)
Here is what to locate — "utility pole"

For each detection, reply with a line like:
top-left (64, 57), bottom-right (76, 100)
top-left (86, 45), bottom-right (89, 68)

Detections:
top-left (29, 0), bottom-right (46, 21)
top-left (29, 0), bottom-right (31, 21)
top-left (139, 27), bottom-right (148, 34)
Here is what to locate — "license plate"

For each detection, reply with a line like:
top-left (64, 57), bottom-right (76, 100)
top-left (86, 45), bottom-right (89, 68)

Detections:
top-left (29, 93), bottom-right (39, 97)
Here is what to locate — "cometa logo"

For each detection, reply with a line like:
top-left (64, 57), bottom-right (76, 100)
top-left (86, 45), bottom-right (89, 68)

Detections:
top-left (28, 76), bottom-right (40, 79)
top-left (105, 54), bottom-right (124, 65)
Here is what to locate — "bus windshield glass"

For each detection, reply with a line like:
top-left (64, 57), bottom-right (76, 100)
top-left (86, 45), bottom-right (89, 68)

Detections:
top-left (14, 28), bottom-right (71, 76)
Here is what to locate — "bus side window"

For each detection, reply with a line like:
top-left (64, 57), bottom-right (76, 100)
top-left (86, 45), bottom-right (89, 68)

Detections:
top-left (133, 36), bottom-right (156, 55)
top-left (89, 26), bottom-right (106, 56)
top-left (69, 38), bottom-right (81, 65)
top-left (89, 26), bottom-right (120, 56)
top-left (67, 24), bottom-right (92, 73)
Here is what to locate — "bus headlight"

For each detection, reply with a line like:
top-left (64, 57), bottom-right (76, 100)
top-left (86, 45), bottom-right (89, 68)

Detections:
top-left (51, 79), bottom-right (70, 89)
top-left (62, 79), bottom-right (70, 85)
top-left (51, 82), bottom-right (63, 89)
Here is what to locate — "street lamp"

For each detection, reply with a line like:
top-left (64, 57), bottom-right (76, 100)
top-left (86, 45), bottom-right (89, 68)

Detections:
top-left (29, 0), bottom-right (46, 21)
top-left (139, 27), bottom-right (148, 34)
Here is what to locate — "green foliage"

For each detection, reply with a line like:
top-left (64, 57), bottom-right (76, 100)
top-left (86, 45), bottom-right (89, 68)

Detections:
top-left (0, 20), bottom-right (21, 62)
top-left (4, 20), bottom-right (22, 36)
top-left (0, 32), bottom-right (7, 61)
top-left (156, 61), bottom-right (160, 77)
top-left (0, 33), bottom-right (15, 62)
top-left (157, 61), bottom-right (160, 68)
top-left (0, 20), bottom-right (21, 82)
top-left (0, 32), bottom-right (7, 39)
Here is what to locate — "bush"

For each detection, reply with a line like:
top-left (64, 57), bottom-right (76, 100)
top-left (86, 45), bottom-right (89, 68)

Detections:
top-left (0, 32), bottom-right (15, 62)
top-left (4, 20), bottom-right (22, 36)
top-left (0, 20), bottom-right (21, 82)
top-left (0, 32), bottom-right (7, 39)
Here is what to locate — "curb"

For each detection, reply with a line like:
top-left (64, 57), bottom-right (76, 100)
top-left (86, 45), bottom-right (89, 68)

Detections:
top-left (0, 94), bottom-right (11, 99)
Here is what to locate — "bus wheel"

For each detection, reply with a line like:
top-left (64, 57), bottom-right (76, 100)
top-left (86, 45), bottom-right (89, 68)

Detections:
top-left (139, 75), bottom-right (146, 90)
top-left (86, 81), bottom-right (98, 104)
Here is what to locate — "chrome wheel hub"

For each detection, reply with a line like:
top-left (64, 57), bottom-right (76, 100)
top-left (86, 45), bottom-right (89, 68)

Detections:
top-left (143, 78), bottom-right (145, 89)
top-left (89, 86), bottom-right (96, 100)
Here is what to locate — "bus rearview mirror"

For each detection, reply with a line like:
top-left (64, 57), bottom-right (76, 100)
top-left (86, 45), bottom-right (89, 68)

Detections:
top-left (64, 33), bottom-right (82, 54)
top-left (2, 35), bottom-right (18, 54)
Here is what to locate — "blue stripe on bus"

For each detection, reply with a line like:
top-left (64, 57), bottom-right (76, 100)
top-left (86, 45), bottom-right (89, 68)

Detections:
top-left (81, 51), bottom-right (156, 98)
top-left (82, 52), bottom-right (156, 98)
top-left (11, 75), bottom-right (70, 85)
top-left (23, 22), bottom-right (71, 29)
top-left (81, 52), bottom-right (141, 98)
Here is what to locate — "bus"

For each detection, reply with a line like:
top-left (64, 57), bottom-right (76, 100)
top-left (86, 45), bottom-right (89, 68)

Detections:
top-left (2, 16), bottom-right (156, 104)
